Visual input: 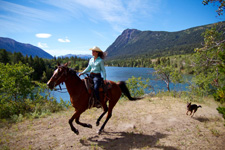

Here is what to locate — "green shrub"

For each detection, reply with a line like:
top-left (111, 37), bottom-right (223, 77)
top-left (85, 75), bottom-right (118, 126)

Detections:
top-left (217, 107), bottom-right (225, 119)
top-left (0, 63), bottom-right (71, 120)
top-left (126, 76), bottom-right (150, 98)
top-left (213, 87), bottom-right (225, 104)
top-left (10, 114), bottom-right (24, 123)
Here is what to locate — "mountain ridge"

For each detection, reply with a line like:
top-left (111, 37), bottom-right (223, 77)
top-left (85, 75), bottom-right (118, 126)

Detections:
top-left (106, 21), bottom-right (225, 60)
top-left (0, 37), bottom-right (53, 59)
top-left (58, 54), bottom-right (92, 59)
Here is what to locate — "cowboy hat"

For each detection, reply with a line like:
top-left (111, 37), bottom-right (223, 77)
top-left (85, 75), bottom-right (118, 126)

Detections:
top-left (89, 46), bottom-right (103, 52)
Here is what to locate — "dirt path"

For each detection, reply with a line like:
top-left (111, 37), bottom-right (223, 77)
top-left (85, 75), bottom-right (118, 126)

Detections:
top-left (0, 96), bottom-right (224, 150)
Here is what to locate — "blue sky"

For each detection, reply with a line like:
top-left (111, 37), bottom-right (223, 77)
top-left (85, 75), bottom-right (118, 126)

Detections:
top-left (0, 0), bottom-right (224, 56)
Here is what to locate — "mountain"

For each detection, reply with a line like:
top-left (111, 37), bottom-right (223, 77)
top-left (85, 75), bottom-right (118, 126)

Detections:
top-left (0, 37), bottom-right (53, 59)
top-left (58, 54), bottom-right (92, 59)
top-left (106, 22), bottom-right (225, 60)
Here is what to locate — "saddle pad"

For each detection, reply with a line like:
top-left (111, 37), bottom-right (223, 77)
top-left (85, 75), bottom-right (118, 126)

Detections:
top-left (84, 78), bottom-right (112, 94)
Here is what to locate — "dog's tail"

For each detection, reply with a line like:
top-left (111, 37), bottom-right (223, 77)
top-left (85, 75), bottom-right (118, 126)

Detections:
top-left (117, 81), bottom-right (140, 101)
top-left (198, 105), bottom-right (202, 108)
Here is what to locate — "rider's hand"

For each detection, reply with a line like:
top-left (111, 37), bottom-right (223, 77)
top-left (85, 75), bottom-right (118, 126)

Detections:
top-left (78, 73), bottom-right (83, 77)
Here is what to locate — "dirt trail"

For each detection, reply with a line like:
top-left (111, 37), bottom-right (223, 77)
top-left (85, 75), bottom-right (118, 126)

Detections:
top-left (0, 96), bottom-right (224, 150)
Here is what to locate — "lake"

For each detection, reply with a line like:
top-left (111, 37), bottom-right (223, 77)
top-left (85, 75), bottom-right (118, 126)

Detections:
top-left (49, 66), bottom-right (190, 102)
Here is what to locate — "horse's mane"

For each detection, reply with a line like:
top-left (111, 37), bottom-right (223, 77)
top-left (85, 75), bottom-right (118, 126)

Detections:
top-left (68, 68), bottom-right (77, 76)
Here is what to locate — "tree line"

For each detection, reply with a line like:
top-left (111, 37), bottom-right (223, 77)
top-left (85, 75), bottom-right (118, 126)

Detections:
top-left (105, 54), bottom-right (194, 75)
top-left (0, 50), bottom-right (89, 82)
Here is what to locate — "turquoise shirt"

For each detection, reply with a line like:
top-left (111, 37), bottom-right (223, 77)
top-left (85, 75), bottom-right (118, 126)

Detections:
top-left (82, 56), bottom-right (106, 80)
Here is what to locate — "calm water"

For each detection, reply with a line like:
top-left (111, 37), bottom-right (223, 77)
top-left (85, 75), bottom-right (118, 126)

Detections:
top-left (49, 66), bottom-right (190, 102)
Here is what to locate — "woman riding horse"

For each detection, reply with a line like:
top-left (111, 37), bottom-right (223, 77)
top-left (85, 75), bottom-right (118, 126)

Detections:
top-left (79, 46), bottom-right (106, 108)
top-left (47, 62), bottom-right (137, 135)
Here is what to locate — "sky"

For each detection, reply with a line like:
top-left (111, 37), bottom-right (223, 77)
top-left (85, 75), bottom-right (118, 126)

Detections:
top-left (0, 0), bottom-right (224, 57)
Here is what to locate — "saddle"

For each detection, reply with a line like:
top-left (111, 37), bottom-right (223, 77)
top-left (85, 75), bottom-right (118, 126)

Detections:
top-left (84, 77), bottom-right (112, 108)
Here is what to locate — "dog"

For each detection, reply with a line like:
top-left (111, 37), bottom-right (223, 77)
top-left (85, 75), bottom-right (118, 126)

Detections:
top-left (186, 102), bottom-right (202, 117)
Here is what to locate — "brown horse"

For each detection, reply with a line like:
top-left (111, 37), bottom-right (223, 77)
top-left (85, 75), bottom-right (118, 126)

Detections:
top-left (47, 63), bottom-right (137, 135)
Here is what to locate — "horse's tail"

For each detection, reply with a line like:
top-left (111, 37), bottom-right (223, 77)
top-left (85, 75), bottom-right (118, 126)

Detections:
top-left (117, 81), bottom-right (138, 101)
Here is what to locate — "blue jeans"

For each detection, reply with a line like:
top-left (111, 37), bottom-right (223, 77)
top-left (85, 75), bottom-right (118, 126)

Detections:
top-left (90, 73), bottom-right (102, 101)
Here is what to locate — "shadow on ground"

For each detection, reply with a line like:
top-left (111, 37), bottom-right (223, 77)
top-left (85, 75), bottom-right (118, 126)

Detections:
top-left (80, 131), bottom-right (178, 150)
top-left (193, 116), bottom-right (210, 122)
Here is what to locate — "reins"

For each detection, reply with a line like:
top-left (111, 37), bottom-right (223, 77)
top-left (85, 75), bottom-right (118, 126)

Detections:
top-left (52, 67), bottom-right (68, 93)
top-left (54, 83), bottom-right (68, 93)
top-left (53, 68), bottom-right (82, 94)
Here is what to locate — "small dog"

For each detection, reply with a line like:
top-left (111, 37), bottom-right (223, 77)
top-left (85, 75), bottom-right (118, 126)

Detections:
top-left (186, 102), bottom-right (202, 117)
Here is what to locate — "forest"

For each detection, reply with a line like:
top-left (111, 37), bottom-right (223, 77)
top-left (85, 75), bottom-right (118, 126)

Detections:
top-left (0, 49), bottom-right (89, 82)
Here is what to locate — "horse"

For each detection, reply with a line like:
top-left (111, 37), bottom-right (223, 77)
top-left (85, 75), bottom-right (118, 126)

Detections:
top-left (47, 63), bottom-right (137, 135)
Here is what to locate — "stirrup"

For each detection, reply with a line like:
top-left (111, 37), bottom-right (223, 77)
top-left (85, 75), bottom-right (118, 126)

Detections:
top-left (94, 101), bottom-right (101, 108)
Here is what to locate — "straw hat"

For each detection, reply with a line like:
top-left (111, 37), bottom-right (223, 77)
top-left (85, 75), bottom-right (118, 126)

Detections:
top-left (89, 46), bottom-right (103, 52)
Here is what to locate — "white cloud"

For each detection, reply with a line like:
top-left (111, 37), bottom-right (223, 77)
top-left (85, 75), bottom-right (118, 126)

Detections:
top-left (38, 42), bottom-right (48, 48)
top-left (36, 33), bottom-right (52, 38)
top-left (58, 38), bottom-right (70, 43)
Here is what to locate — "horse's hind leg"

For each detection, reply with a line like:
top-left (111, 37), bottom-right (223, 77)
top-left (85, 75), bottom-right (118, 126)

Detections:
top-left (98, 109), bottom-right (112, 135)
top-left (98, 100), bottom-right (117, 135)
top-left (97, 83), bottom-right (121, 134)
top-left (96, 104), bottom-right (108, 126)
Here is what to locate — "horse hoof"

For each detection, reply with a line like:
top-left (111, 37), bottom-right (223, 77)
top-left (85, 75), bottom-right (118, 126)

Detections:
top-left (73, 129), bottom-right (79, 135)
top-left (87, 124), bottom-right (92, 128)
top-left (97, 129), bottom-right (103, 135)
top-left (75, 130), bottom-right (79, 135)
top-left (97, 130), bottom-right (101, 135)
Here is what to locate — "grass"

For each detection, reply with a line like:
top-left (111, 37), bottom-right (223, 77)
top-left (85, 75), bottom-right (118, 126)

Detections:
top-left (210, 128), bottom-right (220, 137)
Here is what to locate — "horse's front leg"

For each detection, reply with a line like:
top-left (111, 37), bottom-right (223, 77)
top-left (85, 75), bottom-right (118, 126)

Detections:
top-left (76, 116), bottom-right (92, 128)
top-left (69, 111), bottom-right (80, 135)
top-left (69, 110), bottom-right (92, 134)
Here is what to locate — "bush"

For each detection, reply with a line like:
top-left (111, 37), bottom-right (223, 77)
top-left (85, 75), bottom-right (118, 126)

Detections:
top-left (217, 107), bottom-right (225, 119)
top-left (126, 76), bottom-right (150, 98)
top-left (0, 63), bottom-right (70, 120)
top-left (0, 62), bottom-right (34, 118)
top-left (213, 87), bottom-right (225, 104)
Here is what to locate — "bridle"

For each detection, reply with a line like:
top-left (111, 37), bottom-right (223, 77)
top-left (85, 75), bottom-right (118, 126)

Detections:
top-left (52, 66), bottom-right (68, 92)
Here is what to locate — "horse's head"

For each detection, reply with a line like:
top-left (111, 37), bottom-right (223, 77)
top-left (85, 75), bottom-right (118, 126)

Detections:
top-left (47, 63), bottom-right (69, 90)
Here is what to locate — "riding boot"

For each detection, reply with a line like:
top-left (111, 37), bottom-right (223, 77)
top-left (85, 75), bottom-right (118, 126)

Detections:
top-left (95, 99), bottom-right (101, 108)
top-left (93, 91), bottom-right (101, 108)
